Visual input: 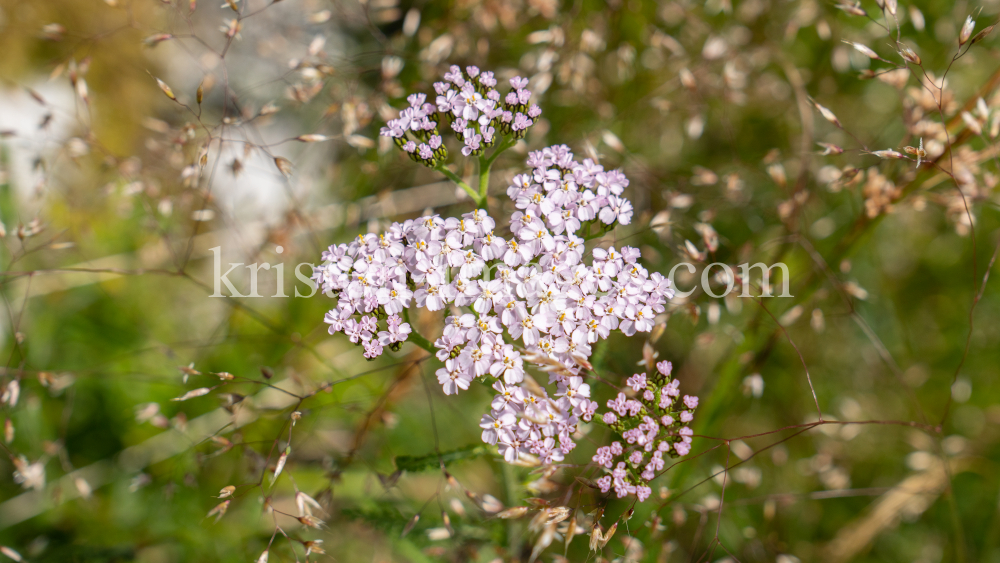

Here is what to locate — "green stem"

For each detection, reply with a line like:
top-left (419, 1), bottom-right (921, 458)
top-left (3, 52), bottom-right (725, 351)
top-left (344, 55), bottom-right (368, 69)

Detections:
top-left (936, 435), bottom-right (968, 563)
top-left (478, 159), bottom-right (491, 203)
top-left (946, 484), bottom-right (968, 563)
top-left (403, 309), bottom-right (436, 354)
top-left (484, 137), bottom-right (516, 167)
top-left (433, 138), bottom-right (516, 210)
top-left (434, 164), bottom-right (482, 206)
top-left (477, 137), bottom-right (517, 206)
top-left (502, 461), bottom-right (522, 558)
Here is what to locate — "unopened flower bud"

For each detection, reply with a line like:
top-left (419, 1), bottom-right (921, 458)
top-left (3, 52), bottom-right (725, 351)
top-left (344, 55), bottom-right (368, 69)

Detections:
top-left (960, 16), bottom-right (975, 46)
top-left (900, 45), bottom-right (921, 65)
top-left (845, 40), bottom-right (879, 59)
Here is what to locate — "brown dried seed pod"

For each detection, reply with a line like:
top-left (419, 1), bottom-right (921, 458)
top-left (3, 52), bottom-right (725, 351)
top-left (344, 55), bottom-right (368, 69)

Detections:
top-left (813, 101), bottom-right (841, 128)
top-left (273, 157), bottom-right (293, 177)
top-left (972, 25), bottom-right (995, 45)
top-left (298, 515), bottom-right (324, 529)
top-left (496, 506), bottom-right (531, 519)
top-left (900, 46), bottom-right (921, 65)
top-left (155, 78), bottom-right (176, 101)
top-left (600, 521), bottom-right (618, 548)
top-left (400, 513), bottom-right (420, 537)
top-left (564, 511), bottom-right (578, 552)
top-left (589, 526), bottom-right (603, 551)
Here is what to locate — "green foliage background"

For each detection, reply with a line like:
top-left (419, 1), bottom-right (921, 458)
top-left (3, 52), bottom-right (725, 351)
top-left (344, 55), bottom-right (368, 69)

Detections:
top-left (0, 0), bottom-right (999, 561)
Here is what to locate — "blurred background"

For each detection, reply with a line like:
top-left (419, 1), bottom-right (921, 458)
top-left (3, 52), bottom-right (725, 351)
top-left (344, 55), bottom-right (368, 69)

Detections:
top-left (0, 0), bottom-right (999, 561)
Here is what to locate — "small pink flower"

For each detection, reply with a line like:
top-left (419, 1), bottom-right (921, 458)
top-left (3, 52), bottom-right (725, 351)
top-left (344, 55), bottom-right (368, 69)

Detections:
top-left (636, 485), bottom-right (652, 502)
top-left (612, 462), bottom-right (627, 479)
top-left (596, 476), bottom-right (612, 493)
top-left (646, 453), bottom-right (665, 473)
top-left (363, 339), bottom-right (383, 359)
top-left (665, 379), bottom-right (681, 397)
top-left (592, 446), bottom-right (613, 468)
top-left (607, 393), bottom-right (629, 416)
top-left (626, 400), bottom-right (642, 417)
top-left (626, 372), bottom-right (647, 391)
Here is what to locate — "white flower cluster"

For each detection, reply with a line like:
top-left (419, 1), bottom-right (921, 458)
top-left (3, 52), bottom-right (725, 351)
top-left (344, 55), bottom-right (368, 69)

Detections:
top-left (320, 64), bottom-right (696, 503)
top-left (315, 231), bottom-right (414, 359)
top-left (481, 375), bottom-right (596, 465)
top-left (512, 144), bottom-right (635, 235)
top-left (438, 145), bottom-right (665, 388)
top-left (591, 361), bottom-right (698, 502)
top-left (379, 65), bottom-right (541, 166)
top-left (316, 145), bottom-right (671, 368)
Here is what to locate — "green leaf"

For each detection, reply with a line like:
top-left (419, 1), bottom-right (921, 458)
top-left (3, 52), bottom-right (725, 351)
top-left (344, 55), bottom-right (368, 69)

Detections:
top-left (340, 505), bottom-right (409, 532)
top-left (395, 444), bottom-right (488, 473)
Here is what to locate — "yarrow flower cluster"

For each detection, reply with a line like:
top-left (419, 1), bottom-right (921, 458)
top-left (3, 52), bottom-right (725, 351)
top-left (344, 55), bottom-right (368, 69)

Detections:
top-left (315, 143), bottom-right (671, 369)
top-left (592, 361), bottom-right (697, 502)
top-left (480, 375), bottom-right (596, 465)
top-left (318, 64), bottom-right (696, 503)
top-left (315, 232), bottom-right (417, 359)
top-left (432, 144), bottom-right (670, 402)
top-left (510, 144), bottom-right (635, 235)
top-left (379, 65), bottom-right (541, 166)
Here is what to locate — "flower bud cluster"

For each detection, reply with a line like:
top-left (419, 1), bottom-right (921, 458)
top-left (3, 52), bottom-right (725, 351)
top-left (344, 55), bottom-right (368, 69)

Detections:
top-left (591, 361), bottom-right (697, 502)
top-left (379, 65), bottom-right (541, 166)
